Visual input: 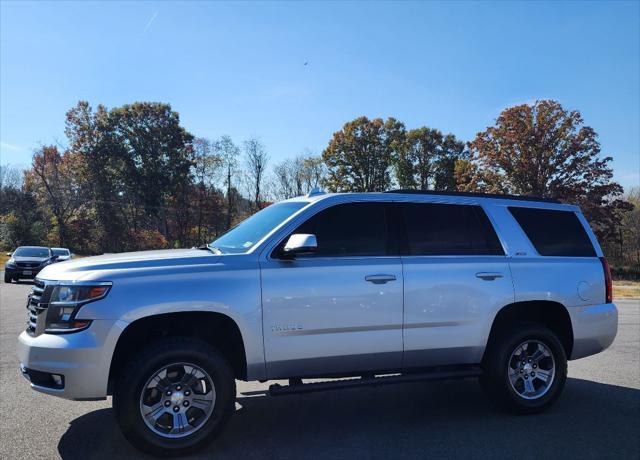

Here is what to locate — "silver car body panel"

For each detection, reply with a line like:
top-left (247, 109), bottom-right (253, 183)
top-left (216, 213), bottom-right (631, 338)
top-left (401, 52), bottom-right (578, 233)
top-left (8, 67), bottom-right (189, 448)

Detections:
top-left (17, 192), bottom-right (618, 400)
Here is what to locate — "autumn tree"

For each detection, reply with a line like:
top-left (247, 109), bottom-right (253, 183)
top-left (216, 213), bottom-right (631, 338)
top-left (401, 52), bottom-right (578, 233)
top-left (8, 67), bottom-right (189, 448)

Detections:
top-left (0, 168), bottom-right (45, 248)
top-left (457, 100), bottom-right (627, 238)
top-left (322, 116), bottom-right (405, 192)
top-left (26, 146), bottom-right (84, 247)
top-left (244, 137), bottom-right (269, 210)
top-left (395, 127), bottom-right (466, 191)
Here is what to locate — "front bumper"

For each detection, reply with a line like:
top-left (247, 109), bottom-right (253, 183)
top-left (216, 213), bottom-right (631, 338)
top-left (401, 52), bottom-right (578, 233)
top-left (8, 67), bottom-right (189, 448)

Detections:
top-left (5, 266), bottom-right (44, 279)
top-left (17, 319), bottom-right (127, 400)
top-left (568, 302), bottom-right (618, 360)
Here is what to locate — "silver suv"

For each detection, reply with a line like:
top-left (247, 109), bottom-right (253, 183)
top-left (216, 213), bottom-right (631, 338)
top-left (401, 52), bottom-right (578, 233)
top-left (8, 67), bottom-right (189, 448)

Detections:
top-left (17, 190), bottom-right (618, 456)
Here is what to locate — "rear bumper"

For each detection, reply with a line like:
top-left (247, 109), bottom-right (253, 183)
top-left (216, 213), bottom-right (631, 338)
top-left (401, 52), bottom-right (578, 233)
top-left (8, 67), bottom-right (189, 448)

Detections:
top-left (568, 302), bottom-right (618, 360)
top-left (17, 319), bottom-right (127, 400)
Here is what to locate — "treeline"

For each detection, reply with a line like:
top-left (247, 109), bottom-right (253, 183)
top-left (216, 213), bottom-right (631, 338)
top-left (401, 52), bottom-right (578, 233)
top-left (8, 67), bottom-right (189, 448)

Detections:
top-left (0, 99), bottom-right (637, 278)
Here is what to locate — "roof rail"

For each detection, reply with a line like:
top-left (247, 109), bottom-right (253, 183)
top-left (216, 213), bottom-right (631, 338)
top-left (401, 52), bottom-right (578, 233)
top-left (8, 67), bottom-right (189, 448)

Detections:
top-left (307, 187), bottom-right (326, 197)
top-left (383, 189), bottom-right (561, 204)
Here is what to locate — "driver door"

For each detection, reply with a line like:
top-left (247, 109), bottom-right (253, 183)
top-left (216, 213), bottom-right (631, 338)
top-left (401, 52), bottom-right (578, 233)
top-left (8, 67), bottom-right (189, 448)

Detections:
top-left (260, 201), bottom-right (404, 379)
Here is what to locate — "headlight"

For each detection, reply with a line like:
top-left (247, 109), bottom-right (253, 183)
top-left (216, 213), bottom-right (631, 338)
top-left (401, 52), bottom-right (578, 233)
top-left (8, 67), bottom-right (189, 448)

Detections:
top-left (45, 283), bottom-right (111, 333)
top-left (6, 258), bottom-right (15, 266)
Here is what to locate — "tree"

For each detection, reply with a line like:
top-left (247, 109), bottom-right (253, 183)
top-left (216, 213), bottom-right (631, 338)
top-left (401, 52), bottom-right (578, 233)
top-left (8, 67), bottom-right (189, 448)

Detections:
top-left (0, 169), bottom-right (45, 249)
top-left (192, 138), bottom-right (223, 242)
top-left (26, 146), bottom-right (82, 247)
top-left (216, 136), bottom-right (240, 230)
top-left (395, 127), bottom-right (467, 191)
top-left (65, 101), bottom-right (125, 252)
top-left (300, 155), bottom-right (326, 191)
top-left (0, 165), bottom-right (22, 190)
top-left (273, 157), bottom-right (304, 200)
top-left (109, 102), bottom-right (195, 232)
top-left (457, 100), bottom-right (627, 238)
top-left (322, 116), bottom-right (405, 192)
top-left (244, 137), bottom-right (269, 210)
top-left (272, 154), bottom-right (327, 199)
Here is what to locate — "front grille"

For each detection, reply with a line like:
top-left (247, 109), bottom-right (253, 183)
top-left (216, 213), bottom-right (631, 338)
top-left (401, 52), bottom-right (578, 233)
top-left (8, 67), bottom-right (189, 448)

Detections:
top-left (17, 262), bottom-right (40, 268)
top-left (26, 279), bottom-right (50, 335)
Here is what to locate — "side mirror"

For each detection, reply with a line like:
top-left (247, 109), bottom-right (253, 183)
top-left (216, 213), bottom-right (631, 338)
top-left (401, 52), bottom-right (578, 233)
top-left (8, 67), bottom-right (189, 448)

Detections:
top-left (51, 255), bottom-right (59, 262)
top-left (282, 234), bottom-right (317, 258)
top-left (6, 252), bottom-right (12, 257)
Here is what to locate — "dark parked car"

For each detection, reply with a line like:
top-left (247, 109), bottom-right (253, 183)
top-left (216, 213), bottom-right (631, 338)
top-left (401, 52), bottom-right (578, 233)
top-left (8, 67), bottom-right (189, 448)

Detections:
top-left (4, 246), bottom-right (55, 283)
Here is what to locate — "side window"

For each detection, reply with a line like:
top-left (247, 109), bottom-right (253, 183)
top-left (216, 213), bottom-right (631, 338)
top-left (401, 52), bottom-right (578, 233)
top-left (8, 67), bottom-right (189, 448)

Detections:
top-left (290, 202), bottom-right (389, 257)
top-left (401, 203), bottom-right (504, 256)
top-left (508, 207), bottom-right (596, 257)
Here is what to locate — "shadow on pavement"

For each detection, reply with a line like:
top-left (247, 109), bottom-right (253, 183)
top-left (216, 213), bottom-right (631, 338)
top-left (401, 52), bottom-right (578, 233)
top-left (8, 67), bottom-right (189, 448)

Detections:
top-left (58, 377), bottom-right (640, 459)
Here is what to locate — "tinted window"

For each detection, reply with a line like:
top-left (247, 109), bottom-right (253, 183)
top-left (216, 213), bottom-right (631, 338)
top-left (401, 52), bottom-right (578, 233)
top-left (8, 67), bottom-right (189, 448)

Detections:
top-left (401, 203), bottom-right (504, 256)
top-left (14, 247), bottom-right (51, 258)
top-left (52, 248), bottom-right (70, 256)
top-left (508, 207), bottom-right (596, 257)
top-left (292, 202), bottom-right (389, 257)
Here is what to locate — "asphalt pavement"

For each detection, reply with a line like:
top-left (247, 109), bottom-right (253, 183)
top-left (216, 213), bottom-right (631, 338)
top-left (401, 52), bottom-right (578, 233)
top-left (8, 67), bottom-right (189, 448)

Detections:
top-left (1, 280), bottom-right (638, 459)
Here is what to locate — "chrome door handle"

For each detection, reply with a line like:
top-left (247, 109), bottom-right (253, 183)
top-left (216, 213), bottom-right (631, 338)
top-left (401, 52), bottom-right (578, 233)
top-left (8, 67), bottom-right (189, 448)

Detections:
top-left (365, 274), bottom-right (397, 284)
top-left (476, 272), bottom-right (503, 281)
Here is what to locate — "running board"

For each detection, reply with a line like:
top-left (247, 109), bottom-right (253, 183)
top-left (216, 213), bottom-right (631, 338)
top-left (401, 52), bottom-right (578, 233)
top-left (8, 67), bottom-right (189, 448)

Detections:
top-left (269, 367), bottom-right (483, 396)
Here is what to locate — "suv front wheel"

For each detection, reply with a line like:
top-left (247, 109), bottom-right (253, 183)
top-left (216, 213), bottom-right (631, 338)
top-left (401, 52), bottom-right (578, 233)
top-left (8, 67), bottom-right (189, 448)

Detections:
top-left (481, 323), bottom-right (567, 414)
top-left (113, 337), bottom-right (236, 456)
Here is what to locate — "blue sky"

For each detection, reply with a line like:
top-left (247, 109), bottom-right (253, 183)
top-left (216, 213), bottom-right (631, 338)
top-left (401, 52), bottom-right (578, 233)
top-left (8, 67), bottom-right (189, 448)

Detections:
top-left (1, 1), bottom-right (639, 190)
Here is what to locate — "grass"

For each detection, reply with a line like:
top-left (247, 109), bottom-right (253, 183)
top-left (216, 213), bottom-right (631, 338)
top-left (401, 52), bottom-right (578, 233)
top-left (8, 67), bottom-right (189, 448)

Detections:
top-left (613, 280), bottom-right (640, 299)
top-left (0, 252), bottom-right (9, 266)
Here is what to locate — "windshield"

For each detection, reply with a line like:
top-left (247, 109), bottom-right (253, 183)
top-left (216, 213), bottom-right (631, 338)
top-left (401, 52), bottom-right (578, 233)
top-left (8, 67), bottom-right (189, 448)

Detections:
top-left (52, 248), bottom-right (70, 256)
top-left (211, 202), bottom-right (309, 254)
top-left (14, 247), bottom-right (50, 258)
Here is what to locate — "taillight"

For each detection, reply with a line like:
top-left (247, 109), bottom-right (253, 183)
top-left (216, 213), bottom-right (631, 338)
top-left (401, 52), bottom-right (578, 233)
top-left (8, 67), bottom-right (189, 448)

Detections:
top-left (599, 257), bottom-right (613, 303)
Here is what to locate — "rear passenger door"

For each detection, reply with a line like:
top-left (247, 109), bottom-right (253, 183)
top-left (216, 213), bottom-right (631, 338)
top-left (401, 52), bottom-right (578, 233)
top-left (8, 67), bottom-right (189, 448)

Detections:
top-left (399, 201), bottom-right (514, 369)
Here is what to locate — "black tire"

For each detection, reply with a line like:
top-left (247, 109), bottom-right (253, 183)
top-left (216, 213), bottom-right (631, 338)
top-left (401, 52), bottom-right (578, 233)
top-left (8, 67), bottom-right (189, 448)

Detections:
top-left (480, 322), bottom-right (567, 414)
top-left (4, 273), bottom-right (12, 283)
top-left (113, 337), bottom-right (236, 457)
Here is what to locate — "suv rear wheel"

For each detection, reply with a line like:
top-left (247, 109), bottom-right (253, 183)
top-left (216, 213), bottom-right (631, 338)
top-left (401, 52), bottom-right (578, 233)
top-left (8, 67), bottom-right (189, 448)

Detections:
top-left (113, 337), bottom-right (236, 456)
top-left (481, 323), bottom-right (567, 414)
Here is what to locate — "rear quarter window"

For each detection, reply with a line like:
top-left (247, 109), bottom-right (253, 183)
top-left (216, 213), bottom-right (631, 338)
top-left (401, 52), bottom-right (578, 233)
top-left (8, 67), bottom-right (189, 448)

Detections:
top-left (508, 207), bottom-right (596, 257)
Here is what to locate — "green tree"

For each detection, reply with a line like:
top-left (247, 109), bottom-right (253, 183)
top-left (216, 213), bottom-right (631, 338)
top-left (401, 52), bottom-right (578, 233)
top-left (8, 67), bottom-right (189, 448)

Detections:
top-left (109, 103), bottom-right (195, 227)
top-left (457, 100), bottom-right (627, 239)
top-left (322, 116), bottom-right (405, 192)
top-left (396, 127), bottom-right (466, 191)
top-left (65, 101), bottom-right (124, 252)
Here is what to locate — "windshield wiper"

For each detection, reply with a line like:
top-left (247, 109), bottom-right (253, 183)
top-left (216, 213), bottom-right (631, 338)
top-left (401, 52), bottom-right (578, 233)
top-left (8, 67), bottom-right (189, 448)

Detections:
top-left (195, 244), bottom-right (223, 255)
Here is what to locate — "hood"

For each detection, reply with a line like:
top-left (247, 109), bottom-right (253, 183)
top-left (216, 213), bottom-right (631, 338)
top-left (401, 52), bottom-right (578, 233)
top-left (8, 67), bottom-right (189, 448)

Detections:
top-left (37, 249), bottom-right (221, 281)
top-left (11, 256), bottom-right (50, 264)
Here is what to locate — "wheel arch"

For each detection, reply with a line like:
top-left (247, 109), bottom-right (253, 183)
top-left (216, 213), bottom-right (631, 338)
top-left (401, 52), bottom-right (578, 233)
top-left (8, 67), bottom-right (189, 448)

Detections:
top-left (108, 311), bottom-right (248, 393)
top-left (484, 300), bottom-right (574, 361)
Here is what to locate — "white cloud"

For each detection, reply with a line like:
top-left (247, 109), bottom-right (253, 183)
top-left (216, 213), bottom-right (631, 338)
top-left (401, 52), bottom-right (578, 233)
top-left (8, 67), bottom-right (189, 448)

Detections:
top-left (143, 11), bottom-right (158, 32)
top-left (0, 142), bottom-right (22, 152)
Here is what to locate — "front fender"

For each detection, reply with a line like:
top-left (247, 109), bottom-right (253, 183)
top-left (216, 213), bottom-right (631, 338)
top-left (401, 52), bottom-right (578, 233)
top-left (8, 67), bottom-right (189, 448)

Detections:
top-left (76, 257), bottom-right (266, 379)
